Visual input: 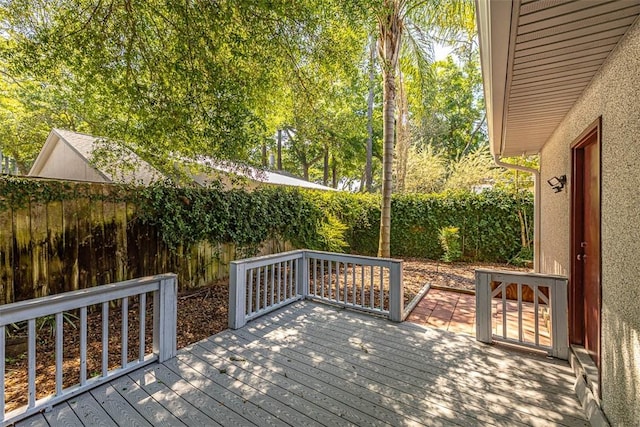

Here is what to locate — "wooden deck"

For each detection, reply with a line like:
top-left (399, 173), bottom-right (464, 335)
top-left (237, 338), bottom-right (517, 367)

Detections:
top-left (18, 301), bottom-right (587, 427)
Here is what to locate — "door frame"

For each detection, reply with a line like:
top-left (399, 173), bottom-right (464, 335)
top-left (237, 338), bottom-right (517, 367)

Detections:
top-left (569, 117), bottom-right (602, 374)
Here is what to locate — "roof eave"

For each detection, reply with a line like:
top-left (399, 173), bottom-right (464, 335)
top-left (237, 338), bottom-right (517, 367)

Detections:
top-left (476, 0), bottom-right (515, 158)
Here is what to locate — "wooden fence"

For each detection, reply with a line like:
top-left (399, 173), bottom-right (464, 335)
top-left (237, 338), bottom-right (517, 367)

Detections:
top-left (0, 181), bottom-right (287, 305)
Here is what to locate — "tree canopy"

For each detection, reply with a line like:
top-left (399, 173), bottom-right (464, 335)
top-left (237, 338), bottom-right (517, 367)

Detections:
top-left (0, 0), bottom-right (535, 257)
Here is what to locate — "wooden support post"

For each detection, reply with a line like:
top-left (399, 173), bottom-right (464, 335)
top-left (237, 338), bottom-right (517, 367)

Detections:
top-left (296, 252), bottom-right (308, 299)
top-left (388, 261), bottom-right (403, 322)
top-left (229, 262), bottom-right (247, 329)
top-left (551, 278), bottom-right (569, 360)
top-left (475, 271), bottom-right (492, 344)
top-left (153, 276), bottom-right (177, 362)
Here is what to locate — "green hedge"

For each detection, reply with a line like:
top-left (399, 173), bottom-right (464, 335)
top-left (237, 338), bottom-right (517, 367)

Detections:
top-left (0, 177), bottom-right (532, 262)
top-left (310, 189), bottom-right (533, 262)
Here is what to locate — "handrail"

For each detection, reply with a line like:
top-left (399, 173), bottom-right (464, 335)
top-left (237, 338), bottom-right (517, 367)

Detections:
top-left (229, 250), bottom-right (404, 329)
top-left (475, 269), bottom-right (568, 359)
top-left (0, 274), bottom-right (177, 426)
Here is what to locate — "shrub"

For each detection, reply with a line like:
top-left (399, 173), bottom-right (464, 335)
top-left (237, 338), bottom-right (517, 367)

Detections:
top-left (439, 226), bottom-right (462, 262)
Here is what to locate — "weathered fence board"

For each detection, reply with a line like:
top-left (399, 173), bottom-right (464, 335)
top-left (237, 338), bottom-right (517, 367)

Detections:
top-left (0, 181), bottom-right (287, 304)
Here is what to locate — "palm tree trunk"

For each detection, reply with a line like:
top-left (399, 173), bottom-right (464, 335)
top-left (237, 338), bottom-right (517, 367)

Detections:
top-left (378, 73), bottom-right (396, 257)
top-left (377, 1), bottom-right (403, 258)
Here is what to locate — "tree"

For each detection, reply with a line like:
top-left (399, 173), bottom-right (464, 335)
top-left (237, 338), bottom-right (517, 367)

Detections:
top-left (375, 0), bottom-right (474, 257)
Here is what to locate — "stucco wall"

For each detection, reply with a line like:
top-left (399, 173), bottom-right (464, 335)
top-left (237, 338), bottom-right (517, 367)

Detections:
top-left (538, 19), bottom-right (640, 425)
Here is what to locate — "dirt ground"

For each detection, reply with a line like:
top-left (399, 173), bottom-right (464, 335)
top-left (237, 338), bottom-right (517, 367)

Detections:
top-left (4, 258), bottom-right (529, 413)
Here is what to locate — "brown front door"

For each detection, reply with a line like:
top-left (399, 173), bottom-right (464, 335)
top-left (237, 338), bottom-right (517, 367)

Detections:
top-left (571, 118), bottom-right (601, 368)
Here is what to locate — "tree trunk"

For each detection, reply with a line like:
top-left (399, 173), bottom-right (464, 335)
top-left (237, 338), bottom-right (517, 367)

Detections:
top-left (276, 129), bottom-right (283, 170)
top-left (261, 142), bottom-right (267, 167)
top-left (378, 74), bottom-right (396, 257)
top-left (323, 145), bottom-right (329, 186)
top-left (331, 155), bottom-right (338, 188)
top-left (365, 34), bottom-right (376, 193)
top-left (377, 2), bottom-right (402, 258)
top-left (395, 70), bottom-right (410, 192)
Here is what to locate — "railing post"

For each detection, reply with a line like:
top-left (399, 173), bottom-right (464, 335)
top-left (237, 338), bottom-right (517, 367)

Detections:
top-left (389, 260), bottom-right (404, 322)
top-left (229, 261), bottom-right (247, 329)
top-left (475, 271), bottom-right (492, 344)
top-left (153, 276), bottom-right (177, 362)
top-left (296, 251), bottom-right (308, 299)
top-left (551, 278), bottom-right (569, 359)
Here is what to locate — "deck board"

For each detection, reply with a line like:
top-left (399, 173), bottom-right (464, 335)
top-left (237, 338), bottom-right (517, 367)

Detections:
top-left (247, 304), bottom-right (584, 411)
top-left (236, 303), bottom-right (586, 426)
top-left (19, 301), bottom-right (588, 426)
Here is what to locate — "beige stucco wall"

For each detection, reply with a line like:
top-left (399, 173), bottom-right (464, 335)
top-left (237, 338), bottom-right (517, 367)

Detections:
top-left (36, 137), bottom-right (107, 183)
top-left (538, 19), bottom-right (640, 426)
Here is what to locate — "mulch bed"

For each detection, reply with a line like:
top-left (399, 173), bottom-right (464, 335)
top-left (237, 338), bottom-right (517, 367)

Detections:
top-left (4, 259), bottom-right (528, 413)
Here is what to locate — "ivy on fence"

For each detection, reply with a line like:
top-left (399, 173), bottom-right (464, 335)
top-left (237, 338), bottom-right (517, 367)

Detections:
top-left (1, 177), bottom-right (532, 263)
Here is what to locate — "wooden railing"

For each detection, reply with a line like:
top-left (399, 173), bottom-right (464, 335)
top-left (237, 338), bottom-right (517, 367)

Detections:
top-left (229, 250), bottom-right (403, 329)
top-left (0, 274), bottom-right (177, 426)
top-left (475, 269), bottom-right (568, 359)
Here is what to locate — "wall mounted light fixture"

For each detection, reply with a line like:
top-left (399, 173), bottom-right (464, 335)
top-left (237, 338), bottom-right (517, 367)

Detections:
top-left (547, 175), bottom-right (567, 193)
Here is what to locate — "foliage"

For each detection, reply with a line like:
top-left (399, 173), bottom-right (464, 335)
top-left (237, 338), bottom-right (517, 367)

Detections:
top-left (317, 214), bottom-right (349, 253)
top-left (404, 146), bottom-right (447, 193)
top-left (444, 146), bottom-right (497, 191)
top-left (328, 189), bottom-right (533, 262)
top-left (439, 226), bottom-right (462, 262)
top-left (0, 177), bottom-right (531, 262)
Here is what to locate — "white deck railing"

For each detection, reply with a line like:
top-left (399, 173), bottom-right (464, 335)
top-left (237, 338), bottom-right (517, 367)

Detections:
top-left (229, 250), bottom-right (403, 329)
top-left (475, 269), bottom-right (568, 359)
top-left (0, 274), bottom-right (177, 426)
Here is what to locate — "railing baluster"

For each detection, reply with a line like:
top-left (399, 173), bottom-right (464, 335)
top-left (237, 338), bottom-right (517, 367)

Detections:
top-left (293, 259), bottom-right (298, 297)
top-left (352, 264), bottom-right (356, 305)
top-left (28, 318), bottom-right (36, 408)
top-left (534, 285), bottom-right (540, 346)
top-left (343, 263), bottom-right (348, 303)
top-left (321, 260), bottom-right (325, 299)
top-left (102, 302), bottom-right (109, 377)
top-left (313, 258), bottom-right (317, 296)
top-left (283, 261), bottom-right (288, 300)
top-left (0, 325), bottom-right (4, 418)
top-left (277, 262), bottom-right (282, 303)
top-left (380, 266), bottom-right (384, 311)
top-left (256, 266), bottom-right (261, 311)
top-left (139, 293), bottom-right (146, 362)
top-left (517, 283), bottom-right (523, 342)
top-left (327, 261), bottom-right (332, 299)
top-left (122, 297), bottom-right (128, 368)
top-left (289, 260), bottom-right (294, 297)
top-left (55, 312), bottom-right (63, 396)
top-left (248, 269), bottom-right (254, 315)
top-left (369, 265), bottom-right (374, 309)
top-left (80, 307), bottom-right (87, 384)
top-left (360, 265), bottom-right (365, 306)
top-left (335, 261), bottom-right (340, 302)
top-left (502, 282), bottom-right (507, 339)
top-left (270, 264), bottom-right (275, 306)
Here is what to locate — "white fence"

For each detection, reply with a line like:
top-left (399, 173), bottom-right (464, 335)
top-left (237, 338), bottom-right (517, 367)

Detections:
top-left (475, 269), bottom-right (568, 359)
top-left (0, 274), bottom-right (177, 426)
top-left (229, 250), bottom-right (403, 329)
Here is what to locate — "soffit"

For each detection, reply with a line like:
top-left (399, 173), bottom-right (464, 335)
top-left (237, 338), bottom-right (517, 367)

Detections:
top-left (481, 0), bottom-right (640, 157)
